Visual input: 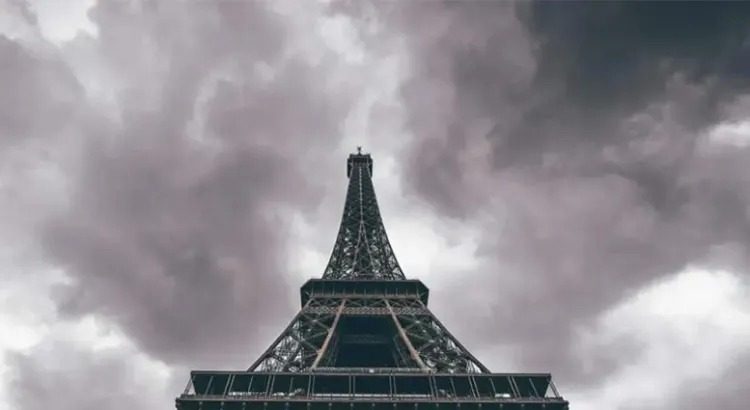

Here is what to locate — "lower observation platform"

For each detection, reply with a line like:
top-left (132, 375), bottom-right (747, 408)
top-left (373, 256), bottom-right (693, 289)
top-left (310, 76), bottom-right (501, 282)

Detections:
top-left (176, 371), bottom-right (568, 410)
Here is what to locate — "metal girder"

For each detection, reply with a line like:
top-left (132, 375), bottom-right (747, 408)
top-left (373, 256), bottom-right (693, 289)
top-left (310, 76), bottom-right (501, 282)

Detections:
top-left (385, 299), bottom-right (430, 371)
top-left (248, 296), bottom-right (488, 374)
top-left (311, 300), bottom-right (346, 369)
top-left (249, 301), bottom-right (337, 372)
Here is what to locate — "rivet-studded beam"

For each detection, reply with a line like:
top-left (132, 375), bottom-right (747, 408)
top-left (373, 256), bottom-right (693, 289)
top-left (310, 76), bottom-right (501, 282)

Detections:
top-left (323, 153), bottom-right (404, 280)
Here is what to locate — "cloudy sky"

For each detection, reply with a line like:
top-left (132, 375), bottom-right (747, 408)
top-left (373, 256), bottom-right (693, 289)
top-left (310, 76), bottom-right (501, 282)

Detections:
top-left (2, 1), bottom-right (750, 409)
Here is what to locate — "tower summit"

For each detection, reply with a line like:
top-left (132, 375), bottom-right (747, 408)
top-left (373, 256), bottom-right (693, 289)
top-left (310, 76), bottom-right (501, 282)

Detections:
top-left (176, 150), bottom-right (569, 409)
top-left (324, 150), bottom-right (403, 280)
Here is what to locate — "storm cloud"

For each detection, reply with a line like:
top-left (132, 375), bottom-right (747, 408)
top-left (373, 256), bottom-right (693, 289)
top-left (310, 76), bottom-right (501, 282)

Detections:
top-left (42, 0), bottom-right (359, 365)
top-left (3, 0), bottom-right (356, 386)
top-left (2, 1), bottom-right (750, 410)
top-left (339, 0), bottom-right (750, 396)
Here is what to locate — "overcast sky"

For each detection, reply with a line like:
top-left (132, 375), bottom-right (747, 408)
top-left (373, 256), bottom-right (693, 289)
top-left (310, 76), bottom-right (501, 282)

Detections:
top-left (1, 1), bottom-right (750, 409)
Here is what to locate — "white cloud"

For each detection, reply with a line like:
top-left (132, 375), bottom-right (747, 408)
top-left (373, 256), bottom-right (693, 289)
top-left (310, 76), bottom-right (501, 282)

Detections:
top-left (0, 267), bottom-right (174, 409)
top-left (706, 120), bottom-right (750, 148)
top-left (28, 0), bottom-right (97, 43)
top-left (570, 267), bottom-right (750, 410)
top-left (6, 315), bottom-right (175, 410)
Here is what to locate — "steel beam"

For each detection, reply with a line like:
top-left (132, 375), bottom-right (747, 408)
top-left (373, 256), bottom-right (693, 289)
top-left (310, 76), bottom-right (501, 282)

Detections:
top-left (311, 299), bottom-right (346, 369)
top-left (385, 300), bottom-right (429, 372)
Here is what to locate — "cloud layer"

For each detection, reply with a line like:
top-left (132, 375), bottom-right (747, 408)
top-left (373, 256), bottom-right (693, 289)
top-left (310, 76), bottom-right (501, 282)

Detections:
top-left (2, 1), bottom-right (750, 410)
top-left (346, 1), bottom-right (750, 391)
top-left (2, 3), bottom-right (361, 402)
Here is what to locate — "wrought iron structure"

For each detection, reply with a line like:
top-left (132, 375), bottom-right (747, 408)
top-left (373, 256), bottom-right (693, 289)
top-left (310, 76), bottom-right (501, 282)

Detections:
top-left (176, 150), bottom-right (568, 410)
top-left (324, 150), bottom-right (404, 280)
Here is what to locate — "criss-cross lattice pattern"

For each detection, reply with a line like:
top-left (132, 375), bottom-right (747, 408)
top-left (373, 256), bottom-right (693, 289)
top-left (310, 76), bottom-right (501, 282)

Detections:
top-left (249, 296), bottom-right (487, 373)
top-left (323, 153), bottom-right (404, 280)
top-left (178, 151), bottom-right (569, 409)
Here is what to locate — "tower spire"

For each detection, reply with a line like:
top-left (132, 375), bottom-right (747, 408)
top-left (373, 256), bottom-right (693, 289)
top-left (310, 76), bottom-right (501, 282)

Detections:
top-left (323, 149), bottom-right (404, 280)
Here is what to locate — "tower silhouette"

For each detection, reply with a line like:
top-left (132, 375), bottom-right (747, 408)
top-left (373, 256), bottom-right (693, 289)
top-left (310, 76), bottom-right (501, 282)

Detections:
top-left (176, 151), bottom-right (568, 410)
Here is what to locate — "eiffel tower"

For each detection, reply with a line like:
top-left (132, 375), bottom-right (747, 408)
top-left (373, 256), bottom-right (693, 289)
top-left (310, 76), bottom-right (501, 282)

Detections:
top-left (176, 150), bottom-right (569, 410)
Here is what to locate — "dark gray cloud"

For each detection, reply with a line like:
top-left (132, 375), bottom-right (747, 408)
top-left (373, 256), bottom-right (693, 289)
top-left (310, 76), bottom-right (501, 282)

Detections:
top-left (344, 0), bottom-right (750, 394)
top-left (1, 0), bottom-right (354, 374)
top-left (521, 2), bottom-right (750, 120)
top-left (4, 1), bottom-right (750, 410)
top-left (0, 35), bottom-right (83, 145)
top-left (1, 0), bottom-right (370, 405)
top-left (45, 0), bottom-right (354, 366)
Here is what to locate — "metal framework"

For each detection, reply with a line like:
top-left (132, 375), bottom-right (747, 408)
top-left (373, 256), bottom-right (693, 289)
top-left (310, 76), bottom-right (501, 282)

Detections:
top-left (323, 151), bottom-right (404, 280)
top-left (248, 294), bottom-right (487, 374)
top-left (176, 150), bottom-right (568, 410)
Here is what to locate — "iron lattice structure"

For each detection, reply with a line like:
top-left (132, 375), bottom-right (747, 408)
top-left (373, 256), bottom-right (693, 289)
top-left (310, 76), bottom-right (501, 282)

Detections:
top-left (323, 153), bottom-right (404, 280)
top-left (176, 151), bottom-right (568, 410)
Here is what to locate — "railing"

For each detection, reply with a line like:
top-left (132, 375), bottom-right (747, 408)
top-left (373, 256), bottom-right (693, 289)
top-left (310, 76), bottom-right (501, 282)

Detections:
top-left (181, 371), bottom-right (565, 402)
top-left (312, 367), bottom-right (425, 374)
